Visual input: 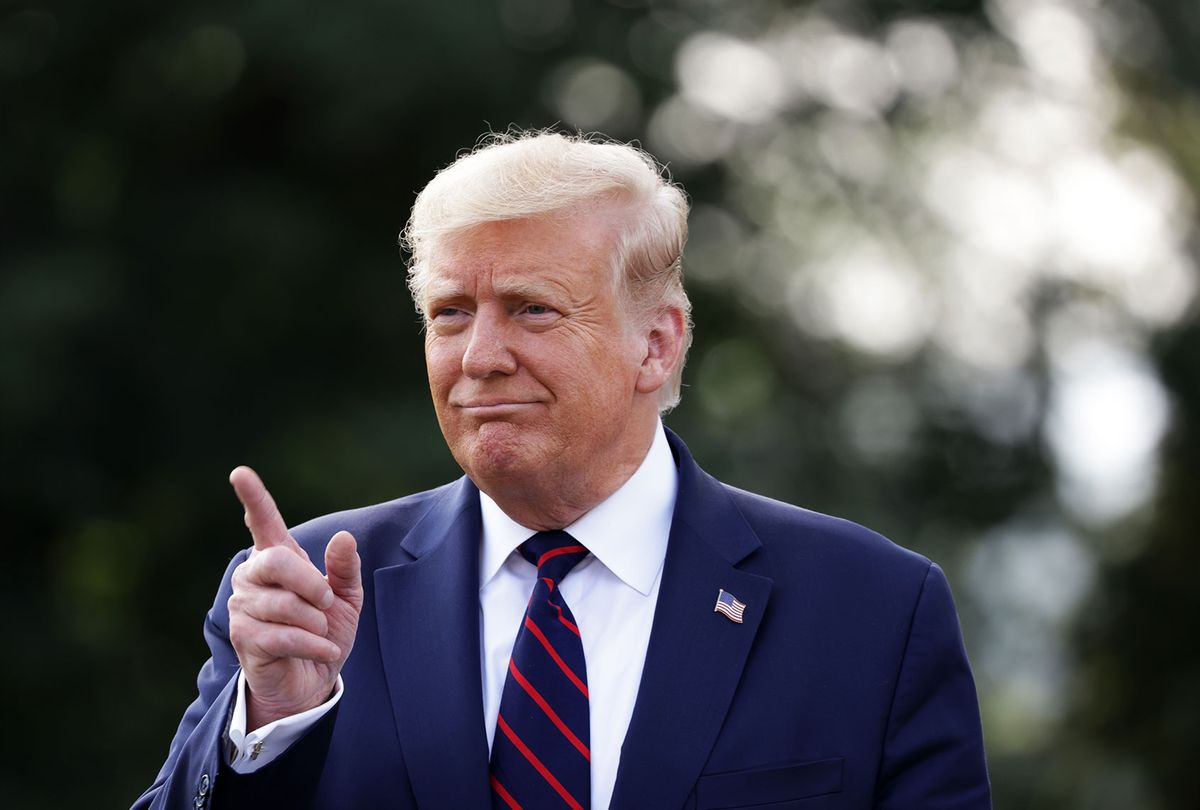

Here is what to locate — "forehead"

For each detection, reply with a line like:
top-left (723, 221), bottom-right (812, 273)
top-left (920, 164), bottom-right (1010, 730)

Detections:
top-left (423, 212), bottom-right (622, 297)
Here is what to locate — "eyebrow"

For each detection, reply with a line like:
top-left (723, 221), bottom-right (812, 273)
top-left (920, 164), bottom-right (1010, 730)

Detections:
top-left (493, 278), bottom-right (566, 301)
top-left (424, 276), bottom-right (568, 304)
top-left (422, 281), bottom-right (464, 303)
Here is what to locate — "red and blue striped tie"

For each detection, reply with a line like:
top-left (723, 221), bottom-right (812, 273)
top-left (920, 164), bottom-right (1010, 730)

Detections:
top-left (490, 531), bottom-right (591, 810)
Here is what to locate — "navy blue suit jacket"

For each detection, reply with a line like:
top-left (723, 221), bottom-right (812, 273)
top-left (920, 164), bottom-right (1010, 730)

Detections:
top-left (135, 431), bottom-right (990, 809)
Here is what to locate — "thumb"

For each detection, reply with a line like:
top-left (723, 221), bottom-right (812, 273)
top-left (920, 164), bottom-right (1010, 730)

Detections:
top-left (325, 530), bottom-right (362, 604)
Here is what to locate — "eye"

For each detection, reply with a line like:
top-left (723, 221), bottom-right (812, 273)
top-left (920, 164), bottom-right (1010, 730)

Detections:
top-left (516, 302), bottom-right (561, 326)
top-left (426, 305), bottom-right (471, 331)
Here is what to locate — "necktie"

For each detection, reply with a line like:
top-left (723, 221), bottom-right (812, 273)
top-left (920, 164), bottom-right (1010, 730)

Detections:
top-left (490, 530), bottom-right (591, 810)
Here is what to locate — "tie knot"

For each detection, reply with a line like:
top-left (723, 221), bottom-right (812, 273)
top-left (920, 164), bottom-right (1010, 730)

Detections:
top-left (520, 530), bottom-right (589, 584)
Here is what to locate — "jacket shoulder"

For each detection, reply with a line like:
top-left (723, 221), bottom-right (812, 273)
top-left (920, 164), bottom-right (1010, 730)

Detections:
top-left (287, 480), bottom-right (461, 557)
top-left (721, 483), bottom-right (932, 581)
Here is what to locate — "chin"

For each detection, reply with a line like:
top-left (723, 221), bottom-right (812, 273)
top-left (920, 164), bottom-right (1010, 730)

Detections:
top-left (454, 421), bottom-right (547, 484)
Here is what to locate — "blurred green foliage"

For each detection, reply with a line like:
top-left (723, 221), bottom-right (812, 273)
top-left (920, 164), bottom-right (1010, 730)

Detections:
top-left (2, 1), bottom-right (1197, 807)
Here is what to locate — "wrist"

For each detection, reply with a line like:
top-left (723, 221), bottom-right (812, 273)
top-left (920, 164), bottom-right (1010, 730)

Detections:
top-left (246, 683), bottom-right (336, 731)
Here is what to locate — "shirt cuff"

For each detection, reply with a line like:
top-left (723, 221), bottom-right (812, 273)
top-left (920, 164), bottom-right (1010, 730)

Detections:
top-left (225, 671), bottom-right (344, 774)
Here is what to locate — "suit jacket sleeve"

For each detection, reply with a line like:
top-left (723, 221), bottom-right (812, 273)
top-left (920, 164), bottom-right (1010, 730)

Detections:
top-left (130, 549), bottom-right (337, 810)
top-left (875, 562), bottom-right (991, 809)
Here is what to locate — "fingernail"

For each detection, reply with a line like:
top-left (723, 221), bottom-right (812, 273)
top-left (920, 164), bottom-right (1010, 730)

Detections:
top-left (320, 590), bottom-right (335, 610)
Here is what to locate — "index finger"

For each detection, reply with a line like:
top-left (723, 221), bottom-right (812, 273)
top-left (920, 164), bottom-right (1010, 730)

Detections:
top-left (229, 466), bottom-right (296, 552)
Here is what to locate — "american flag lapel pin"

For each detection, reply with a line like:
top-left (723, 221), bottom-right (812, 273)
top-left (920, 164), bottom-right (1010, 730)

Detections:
top-left (714, 588), bottom-right (746, 624)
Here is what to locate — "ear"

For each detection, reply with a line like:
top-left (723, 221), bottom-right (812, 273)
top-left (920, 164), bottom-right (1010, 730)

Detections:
top-left (635, 305), bottom-right (687, 396)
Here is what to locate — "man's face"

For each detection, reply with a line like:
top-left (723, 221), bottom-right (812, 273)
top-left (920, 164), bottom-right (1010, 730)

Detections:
top-left (422, 212), bottom-right (657, 516)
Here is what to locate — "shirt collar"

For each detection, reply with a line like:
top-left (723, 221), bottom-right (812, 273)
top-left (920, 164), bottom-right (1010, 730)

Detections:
top-left (478, 420), bottom-right (678, 596)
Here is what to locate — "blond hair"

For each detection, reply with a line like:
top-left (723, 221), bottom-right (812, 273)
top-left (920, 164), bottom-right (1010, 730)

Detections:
top-left (401, 130), bottom-right (692, 411)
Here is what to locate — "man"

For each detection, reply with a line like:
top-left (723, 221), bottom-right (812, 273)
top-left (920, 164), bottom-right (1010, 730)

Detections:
top-left (135, 131), bottom-right (991, 809)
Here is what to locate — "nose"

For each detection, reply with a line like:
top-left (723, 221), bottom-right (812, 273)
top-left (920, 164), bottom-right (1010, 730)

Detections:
top-left (461, 308), bottom-right (518, 379)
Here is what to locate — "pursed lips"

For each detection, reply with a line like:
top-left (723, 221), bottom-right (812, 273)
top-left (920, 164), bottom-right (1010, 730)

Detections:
top-left (453, 399), bottom-right (543, 416)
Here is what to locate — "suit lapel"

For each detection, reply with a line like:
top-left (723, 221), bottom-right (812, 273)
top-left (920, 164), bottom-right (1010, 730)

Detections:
top-left (374, 477), bottom-right (492, 808)
top-left (610, 431), bottom-right (774, 810)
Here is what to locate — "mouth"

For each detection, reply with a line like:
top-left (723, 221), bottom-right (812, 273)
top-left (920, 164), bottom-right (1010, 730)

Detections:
top-left (454, 400), bottom-right (542, 418)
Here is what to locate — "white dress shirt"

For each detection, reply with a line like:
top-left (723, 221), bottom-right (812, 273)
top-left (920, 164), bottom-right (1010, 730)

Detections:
top-left (228, 422), bottom-right (678, 810)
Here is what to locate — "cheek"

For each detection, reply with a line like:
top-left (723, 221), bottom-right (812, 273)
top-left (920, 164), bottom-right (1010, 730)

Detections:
top-left (424, 341), bottom-right (460, 394)
top-left (557, 353), bottom-right (639, 413)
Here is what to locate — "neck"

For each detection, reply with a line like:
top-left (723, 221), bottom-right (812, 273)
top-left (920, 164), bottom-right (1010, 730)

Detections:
top-left (482, 416), bottom-right (659, 531)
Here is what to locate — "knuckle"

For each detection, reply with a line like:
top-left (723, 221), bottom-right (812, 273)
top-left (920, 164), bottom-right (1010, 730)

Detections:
top-left (228, 616), bottom-right (248, 648)
top-left (251, 487), bottom-right (273, 511)
top-left (254, 626), bottom-right (282, 655)
top-left (257, 547), bottom-right (287, 578)
top-left (231, 560), bottom-right (251, 587)
top-left (267, 589), bottom-right (294, 619)
top-left (262, 626), bottom-right (300, 657)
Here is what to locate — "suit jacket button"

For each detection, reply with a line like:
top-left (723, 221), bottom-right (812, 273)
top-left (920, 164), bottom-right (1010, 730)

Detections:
top-left (199, 772), bottom-right (210, 795)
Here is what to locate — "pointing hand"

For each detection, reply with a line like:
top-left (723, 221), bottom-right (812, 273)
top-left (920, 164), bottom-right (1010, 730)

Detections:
top-left (227, 467), bottom-right (363, 729)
